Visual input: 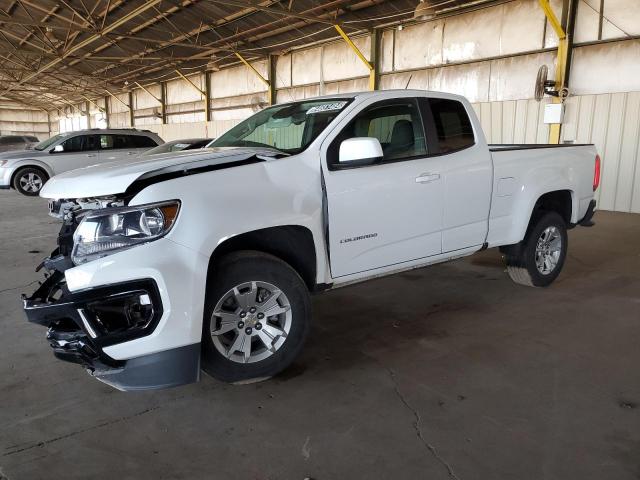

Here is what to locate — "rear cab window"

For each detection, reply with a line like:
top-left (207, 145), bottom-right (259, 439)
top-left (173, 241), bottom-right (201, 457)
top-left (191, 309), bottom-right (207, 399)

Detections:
top-left (423, 98), bottom-right (475, 154)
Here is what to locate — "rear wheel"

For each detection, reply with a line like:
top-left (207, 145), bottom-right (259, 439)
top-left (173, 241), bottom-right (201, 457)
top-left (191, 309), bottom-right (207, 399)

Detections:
top-left (13, 167), bottom-right (48, 196)
top-left (503, 211), bottom-right (568, 287)
top-left (201, 251), bottom-right (312, 383)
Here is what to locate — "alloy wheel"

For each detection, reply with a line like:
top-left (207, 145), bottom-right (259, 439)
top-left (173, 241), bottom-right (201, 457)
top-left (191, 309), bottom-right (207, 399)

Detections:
top-left (19, 172), bottom-right (43, 193)
top-left (210, 280), bottom-right (292, 364)
top-left (535, 226), bottom-right (562, 275)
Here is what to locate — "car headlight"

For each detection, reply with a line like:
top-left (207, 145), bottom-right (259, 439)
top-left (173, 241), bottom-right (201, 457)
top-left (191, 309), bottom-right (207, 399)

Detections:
top-left (72, 201), bottom-right (180, 265)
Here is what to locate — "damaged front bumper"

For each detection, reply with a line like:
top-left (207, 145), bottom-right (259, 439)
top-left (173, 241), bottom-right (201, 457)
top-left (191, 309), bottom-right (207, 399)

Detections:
top-left (23, 258), bottom-right (200, 391)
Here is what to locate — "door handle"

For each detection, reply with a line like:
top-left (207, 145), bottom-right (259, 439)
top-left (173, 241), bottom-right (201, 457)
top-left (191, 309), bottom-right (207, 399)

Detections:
top-left (415, 173), bottom-right (440, 184)
top-left (127, 151), bottom-right (136, 155)
top-left (86, 154), bottom-right (96, 158)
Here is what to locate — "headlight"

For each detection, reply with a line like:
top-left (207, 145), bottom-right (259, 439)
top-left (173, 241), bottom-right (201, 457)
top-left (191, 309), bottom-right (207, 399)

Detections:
top-left (72, 201), bottom-right (180, 265)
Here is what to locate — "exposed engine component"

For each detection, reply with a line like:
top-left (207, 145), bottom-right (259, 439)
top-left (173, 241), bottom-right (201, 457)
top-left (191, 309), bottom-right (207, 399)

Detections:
top-left (48, 197), bottom-right (125, 220)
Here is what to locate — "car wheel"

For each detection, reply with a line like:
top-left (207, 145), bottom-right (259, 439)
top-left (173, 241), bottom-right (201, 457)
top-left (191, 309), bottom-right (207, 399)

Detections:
top-left (503, 211), bottom-right (568, 287)
top-left (13, 167), bottom-right (48, 196)
top-left (201, 251), bottom-right (312, 383)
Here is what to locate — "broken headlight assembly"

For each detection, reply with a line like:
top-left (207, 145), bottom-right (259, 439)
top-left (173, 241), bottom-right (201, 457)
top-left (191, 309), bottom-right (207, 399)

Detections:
top-left (71, 200), bottom-right (180, 265)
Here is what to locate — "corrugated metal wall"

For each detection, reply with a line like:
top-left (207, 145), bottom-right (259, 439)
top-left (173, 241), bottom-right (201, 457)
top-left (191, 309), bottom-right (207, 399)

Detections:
top-left (474, 93), bottom-right (640, 213)
top-left (471, 98), bottom-right (551, 145)
top-left (563, 92), bottom-right (640, 213)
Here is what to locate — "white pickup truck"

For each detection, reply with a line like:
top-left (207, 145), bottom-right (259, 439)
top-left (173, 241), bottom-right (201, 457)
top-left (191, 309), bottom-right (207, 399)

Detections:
top-left (23, 90), bottom-right (599, 391)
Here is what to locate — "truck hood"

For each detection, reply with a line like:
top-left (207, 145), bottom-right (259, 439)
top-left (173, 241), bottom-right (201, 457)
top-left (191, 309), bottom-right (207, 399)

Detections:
top-left (0, 149), bottom-right (48, 160)
top-left (40, 147), bottom-right (280, 199)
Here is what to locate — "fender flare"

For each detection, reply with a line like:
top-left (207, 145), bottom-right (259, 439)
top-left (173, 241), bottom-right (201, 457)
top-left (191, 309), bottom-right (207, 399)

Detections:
top-left (9, 159), bottom-right (54, 185)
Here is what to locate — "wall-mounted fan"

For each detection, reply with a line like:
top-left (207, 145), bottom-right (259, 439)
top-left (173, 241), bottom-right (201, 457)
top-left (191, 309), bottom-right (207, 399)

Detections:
top-left (534, 65), bottom-right (569, 101)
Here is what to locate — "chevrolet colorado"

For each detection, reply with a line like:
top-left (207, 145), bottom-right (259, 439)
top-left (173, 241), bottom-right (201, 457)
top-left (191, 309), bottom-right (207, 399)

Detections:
top-left (22, 90), bottom-right (599, 391)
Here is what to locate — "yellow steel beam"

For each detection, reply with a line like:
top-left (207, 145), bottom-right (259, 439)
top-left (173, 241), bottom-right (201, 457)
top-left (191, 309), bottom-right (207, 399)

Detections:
top-left (175, 69), bottom-right (206, 97)
top-left (234, 52), bottom-right (270, 86)
top-left (134, 82), bottom-right (163, 104)
top-left (538, 0), bottom-right (568, 144)
top-left (539, 0), bottom-right (566, 40)
top-left (82, 94), bottom-right (105, 113)
top-left (334, 25), bottom-right (375, 91)
top-left (104, 88), bottom-right (130, 109)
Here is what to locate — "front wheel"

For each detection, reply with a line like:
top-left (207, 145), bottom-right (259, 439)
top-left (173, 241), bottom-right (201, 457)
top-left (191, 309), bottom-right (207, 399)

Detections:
top-left (201, 251), bottom-right (312, 383)
top-left (503, 211), bottom-right (568, 287)
top-left (13, 167), bottom-right (48, 196)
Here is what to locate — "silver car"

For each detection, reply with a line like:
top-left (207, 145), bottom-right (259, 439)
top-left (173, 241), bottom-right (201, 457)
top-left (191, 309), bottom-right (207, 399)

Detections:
top-left (0, 135), bottom-right (39, 153)
top-left (0, 128), bottom-right (163, 196)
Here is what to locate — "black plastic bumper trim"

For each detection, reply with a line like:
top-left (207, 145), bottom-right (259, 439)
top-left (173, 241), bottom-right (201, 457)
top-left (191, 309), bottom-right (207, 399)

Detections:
top-left (578, 199), bottom-right (597, 227)
top-left (23, 275), bottom-right (163, 348)
top-left (92, 343), bottom-right (201, 391)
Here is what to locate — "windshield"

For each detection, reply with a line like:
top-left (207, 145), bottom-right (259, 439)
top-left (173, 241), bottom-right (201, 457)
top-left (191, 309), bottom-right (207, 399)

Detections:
top-left (209, 98), bottom-right (352, 154)
top-left (34, 134), bottom-right (66, 151)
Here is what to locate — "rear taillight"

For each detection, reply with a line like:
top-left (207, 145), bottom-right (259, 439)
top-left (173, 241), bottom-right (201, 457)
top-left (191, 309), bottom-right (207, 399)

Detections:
top-left (593, 154), bottom-right (601, 191)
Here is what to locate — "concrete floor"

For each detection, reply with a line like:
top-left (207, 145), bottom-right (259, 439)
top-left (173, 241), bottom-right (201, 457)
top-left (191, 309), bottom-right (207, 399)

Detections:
top-left (1, 190), bottom-right (639, 480)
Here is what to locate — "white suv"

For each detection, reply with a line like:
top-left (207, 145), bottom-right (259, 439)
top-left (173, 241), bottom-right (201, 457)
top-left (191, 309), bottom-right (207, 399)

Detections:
top-left (0, 128), bottom-right (163, 195)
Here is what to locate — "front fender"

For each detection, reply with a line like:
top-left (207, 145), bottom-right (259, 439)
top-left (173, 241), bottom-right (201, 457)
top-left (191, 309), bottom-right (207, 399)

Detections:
top-left (6, 159), bottom-right (54, 183)
top-left (129, 154), bottom-right (329, 285)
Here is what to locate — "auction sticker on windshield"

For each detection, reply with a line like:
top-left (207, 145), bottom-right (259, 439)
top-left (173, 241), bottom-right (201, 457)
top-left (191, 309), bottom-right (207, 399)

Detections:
top-left (307, 102), bottom-right (348, 115)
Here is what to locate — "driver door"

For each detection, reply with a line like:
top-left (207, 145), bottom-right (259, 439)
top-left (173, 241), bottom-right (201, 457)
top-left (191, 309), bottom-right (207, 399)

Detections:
top-left (322, 97), bottom-right (446, 278)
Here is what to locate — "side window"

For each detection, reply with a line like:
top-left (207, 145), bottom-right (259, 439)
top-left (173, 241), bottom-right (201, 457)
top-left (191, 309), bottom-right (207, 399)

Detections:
top-left (100, 134), bottom-right (137, 149)
top-left (84, 135), bottom-right (100, 151)
top-left (113, 135), bottom-right (135, 149)
top-left (99, 134), bottom-right (113, 150)
top-left (328, 98), bottom-right (427, 168)
top-left (428, 98), bottom-right (475, 153)
top-left (132, 135), bottom-right (159, 148)
top-left (60, 135), bottom-right (85, 153)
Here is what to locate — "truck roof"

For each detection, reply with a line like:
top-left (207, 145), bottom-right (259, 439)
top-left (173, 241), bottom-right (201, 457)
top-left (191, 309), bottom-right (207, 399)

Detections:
top-left (281, 89), bottom-right (467, 104)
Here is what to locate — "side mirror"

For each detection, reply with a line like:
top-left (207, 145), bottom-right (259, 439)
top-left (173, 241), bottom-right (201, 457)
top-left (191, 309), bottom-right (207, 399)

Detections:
top-left (51, 144), bottom-right (64, 153)
top-left (338, 137), bottom-right (383, 168)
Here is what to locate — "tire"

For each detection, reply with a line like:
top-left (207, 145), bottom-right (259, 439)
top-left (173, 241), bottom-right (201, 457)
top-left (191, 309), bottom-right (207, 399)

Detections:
top-left (13, 167), bottom-right (48, 196)
top-left (503, 211), bottom-right (568, 287)
top-left (201, 250), bottom-right (312, 383)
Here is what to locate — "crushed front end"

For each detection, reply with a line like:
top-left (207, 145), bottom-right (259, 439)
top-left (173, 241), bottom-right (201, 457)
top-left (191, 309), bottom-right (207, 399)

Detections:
top-left (23, 198), bottom-right (201, 391)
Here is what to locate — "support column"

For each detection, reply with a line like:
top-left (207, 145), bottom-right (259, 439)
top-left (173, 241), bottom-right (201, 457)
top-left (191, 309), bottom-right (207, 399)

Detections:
top-left (370, 28), bottom-right (380, 91)
top-left (160, 81), bottom-right (167, 124)
top-left (128, 90), bottom-right (134, 127)
top-left (104, 95), bottom-right (110, 128)
top-left (205, 71), bottom-right (212, 122)
top-left (85, 101), bottom-right (92, 129)
top-left (334, 25), bottom-right (375, 91)
top-left (267, 54), bottom-right (277, 105)
top-left (538, 0), bottom-right (576, 144)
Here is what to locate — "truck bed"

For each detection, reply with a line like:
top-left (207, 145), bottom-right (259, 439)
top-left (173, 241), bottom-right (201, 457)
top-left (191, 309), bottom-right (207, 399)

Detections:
top-left (486, 142), bottom-right (598, 248)
top-left (489, 143), bottom-right (594, 152)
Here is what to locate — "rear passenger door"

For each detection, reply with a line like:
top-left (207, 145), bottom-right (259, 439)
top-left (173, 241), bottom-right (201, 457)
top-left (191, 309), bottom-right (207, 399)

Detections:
top-left (420, 97), bottom-right (493, 252)
top-left (99, 134), bottom-right (139, 162)
top-left (49, 134), bottom-right (101, 174)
